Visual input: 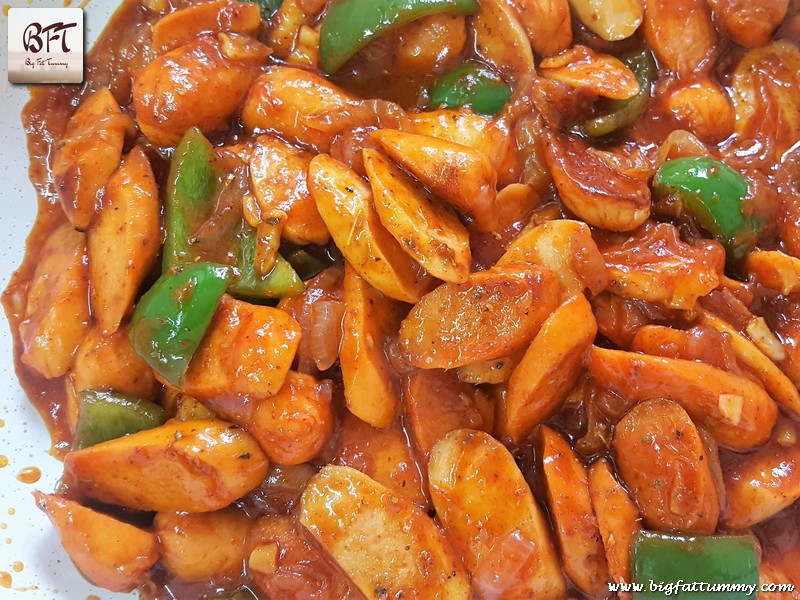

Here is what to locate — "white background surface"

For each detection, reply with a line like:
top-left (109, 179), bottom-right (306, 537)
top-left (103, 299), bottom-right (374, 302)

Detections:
top-left (1, 1), bottom-right (136, 597)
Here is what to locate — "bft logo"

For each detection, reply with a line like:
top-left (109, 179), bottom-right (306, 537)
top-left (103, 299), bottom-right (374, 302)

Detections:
top-left (22, 21), bottom-right (78, 54)
top-left (8, 7), bottom-right (84, 84)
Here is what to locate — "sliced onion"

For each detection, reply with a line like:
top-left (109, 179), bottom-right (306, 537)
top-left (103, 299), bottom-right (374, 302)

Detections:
top-left (279, 267), bottom-right (345, 373)
top-left (472, 529), bottom-right (540, 600)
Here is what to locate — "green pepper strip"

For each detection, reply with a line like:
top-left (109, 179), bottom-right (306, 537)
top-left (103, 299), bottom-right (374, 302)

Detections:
top-left (72, 389), bottom-right (167, 450)
top-left (129, 262), bottom-right (231, 386)
top-left (585, 49), bottom-right (656, 137)
top-left (428, 60), bottom-right (512, 116)
top-left (319, 0), bottom-right (479, 75)
top-left (632, 531), bottom-right (759, 600)
top-left (286, 249), bottom-right (328, 281)
top-left (251, 0), bottom-right (282, 19)
top-left (165, 128), bottom-right (303, 299)
top-left (164, 128), bottom-right (217, 271)
top-left (654, 156), bottom-right (760, 259)
top-left (229, 226), bottom-right (304, 299)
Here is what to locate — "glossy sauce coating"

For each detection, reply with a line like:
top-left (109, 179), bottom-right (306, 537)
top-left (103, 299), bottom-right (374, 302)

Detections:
top-left (4, 0), bottom-right (800, 597)
top-left (613, 399), bottom-right (720, 533)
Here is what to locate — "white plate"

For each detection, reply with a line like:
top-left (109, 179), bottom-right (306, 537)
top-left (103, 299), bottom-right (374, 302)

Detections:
top-left (1, 1), bottom-right (136, 597)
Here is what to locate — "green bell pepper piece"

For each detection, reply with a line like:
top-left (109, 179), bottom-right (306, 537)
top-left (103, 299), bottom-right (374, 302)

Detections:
top-left (286, 249), bottom-right (328, 280)
top-left (586, 49), bottom-right (656, 137)
top-left (429, 60), bottom-right (512, 116)
top-left (229, 226), bottom-right (304, 299)
top-left (632, 531), bottom-right (759, 599)
top-left (654, 156), bottom-right (760, 259)
top-left (73, 390), bottom-right (167, 450)
top-left (129, 262), bottom-right (231, 386)
top-left (165, 128), bottom-right (303, 299)
top-left (252, 0), bottom-right (282, 19)
top-left (164, 127), bottom-right (217, 270)
top-left (319, 0), bottom-right (479, 75)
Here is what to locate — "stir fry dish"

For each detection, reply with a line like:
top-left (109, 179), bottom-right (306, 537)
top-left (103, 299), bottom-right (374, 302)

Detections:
top-left (4, 0), bottom-right (800, 597)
